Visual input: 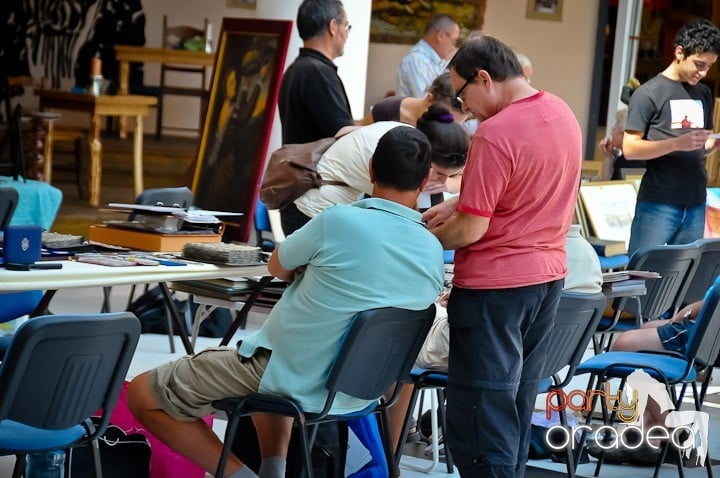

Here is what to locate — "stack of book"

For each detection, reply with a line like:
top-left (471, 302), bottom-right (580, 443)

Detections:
top-left (602, 270), bottom-right (661, 292)
top-left (87, 203), bottom-right (239, 251)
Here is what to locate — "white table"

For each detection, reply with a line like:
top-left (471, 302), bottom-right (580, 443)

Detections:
top-left (0, 259), bottom-right (270, 354)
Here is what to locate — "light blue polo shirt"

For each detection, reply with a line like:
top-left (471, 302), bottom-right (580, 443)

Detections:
top-left (238, 198), bottom-right (444, 414)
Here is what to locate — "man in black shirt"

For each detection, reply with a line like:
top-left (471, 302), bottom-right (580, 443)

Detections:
top-left (277, 0), bottom-right (356, 235)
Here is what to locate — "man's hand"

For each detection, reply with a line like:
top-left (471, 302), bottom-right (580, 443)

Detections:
top-left (422, 197), bottom-right (458, 229)
top-left (598, 136), bottom-right (612, 155)
top-left (422, 180), bottom-right (448, 195)
top-left (674, 129), bottom-right (712, 152)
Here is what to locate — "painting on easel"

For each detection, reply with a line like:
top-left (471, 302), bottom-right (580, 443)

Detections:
top-left (192, 18), bottom-right (292, 242)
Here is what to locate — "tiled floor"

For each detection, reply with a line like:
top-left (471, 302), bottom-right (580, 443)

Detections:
top-left (3, 284), bottom-right (720, 477)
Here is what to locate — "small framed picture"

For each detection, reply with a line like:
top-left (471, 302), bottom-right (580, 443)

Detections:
top-left (227, 0), bottom-right (257, 9)
top-left (526, 0), bottom-right (563, 21)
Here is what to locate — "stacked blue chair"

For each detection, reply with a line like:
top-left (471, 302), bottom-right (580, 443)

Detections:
top-left (575, 282), bottom-right (720, 477)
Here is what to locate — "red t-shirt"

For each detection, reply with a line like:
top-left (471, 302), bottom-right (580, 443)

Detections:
top-left (453, 91), bottom-right (582, 289)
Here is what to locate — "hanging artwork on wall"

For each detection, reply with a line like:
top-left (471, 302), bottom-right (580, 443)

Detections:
top-left (227, 0), bottom-right (257, 9)
top-left (370, 0), bottom-right (486, 44)
top-left (526, 0), bottom-right (563, 21)
top-left (192, 18), bottom-right (292, 243)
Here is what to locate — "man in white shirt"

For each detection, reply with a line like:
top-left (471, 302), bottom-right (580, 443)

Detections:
top-left (396, 15), bottom-right (460, 98)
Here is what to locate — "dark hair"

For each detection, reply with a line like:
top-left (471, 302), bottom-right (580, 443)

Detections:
top-left (372, 127), bottom-right (431, 191)
top-left (424, 14), bottom-right (457, 35)
top-left (297, 0), bottom-right (345, 41)
top-left (674, 19), bottom-right (720, 57)
top-left (426, 71), bottom-right (455, 102)
top-left (449, 35), bottom-right (523, 82)
top-left (416, 104), bottom-right (469, 169)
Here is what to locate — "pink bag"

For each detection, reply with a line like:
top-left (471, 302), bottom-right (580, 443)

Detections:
top-left (110, 382), bottom-right (214, 478)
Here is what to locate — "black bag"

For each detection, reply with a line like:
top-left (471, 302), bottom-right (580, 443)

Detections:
top-left (231, 415), bottom-right (348, 478)
top-left (66, 422), bottom-right (151, 478)
top-left (128, 286), bottom-right (233, 338)
top-left (259, 137), bottom-right (348, 210)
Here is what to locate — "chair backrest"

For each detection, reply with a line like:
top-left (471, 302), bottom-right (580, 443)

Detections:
top-left (162, 15), bottom-right (208, 51)
top-left (0, 312), bottom-right (140, 436)
top-left (0, 186), bottom-right (18, 229)
top-left (628, 243), bottom-right (700, 320)
top-left (254, 199), bottom-right (276, 252)
top-left (683, 238), bottom-right (720, 305)
top-left (323, 305), bottom-right (435, 410)
top-left (541, 292), bottom-right (607, 387)
top-left (686, 282), bottom-right (720, 368)
top-left (128, 186), bottom-right (193, 221)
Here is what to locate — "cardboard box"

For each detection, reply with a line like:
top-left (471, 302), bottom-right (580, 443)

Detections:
top-left (88, 225), bottom-right (221, 252)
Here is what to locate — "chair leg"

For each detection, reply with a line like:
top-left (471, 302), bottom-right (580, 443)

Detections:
top-left (101, 286), bottom-right (112, 313)
top-left (217, 412), bottom-right (243, 478)
top-left (12, 454), bottom-right (25, 478)
top-left (91, 438), bottom-right (103, 478)
top-left (436, 387), bottom-right (455, 473)
top-left (155, 94), bottom-right (163, 140)
top-left (296, 422), bottom-right (314, 478)
top-left (377, 409), bottom-right (400, 478)
top-left (393, 384), bottom-right (421, 466)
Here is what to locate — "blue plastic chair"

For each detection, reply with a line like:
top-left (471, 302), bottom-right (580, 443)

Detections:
top-left (595, 243), bottom-right (701, 353)
top-left (575, 282), bottom-right (720, 478)
top-left (0, 312), bottom-right (141, 477)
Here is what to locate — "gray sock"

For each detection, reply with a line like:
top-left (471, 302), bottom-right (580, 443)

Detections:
top-left (258, 456), bottom-right (287, 478)
top-left (227, 465), bottom-right (259, 478)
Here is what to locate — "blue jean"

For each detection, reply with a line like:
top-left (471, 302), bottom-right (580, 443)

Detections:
top-left (445, 280), bottom-right (563, 478)
top-left (628, 201), bottom-right (705, 257)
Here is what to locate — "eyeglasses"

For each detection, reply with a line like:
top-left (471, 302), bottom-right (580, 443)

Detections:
top-left (344, 21), bottom-right (352, 32)
top-left (454, 71), bottom-right (477, 107)
top-left (431, 166), bottom-right (465, 179)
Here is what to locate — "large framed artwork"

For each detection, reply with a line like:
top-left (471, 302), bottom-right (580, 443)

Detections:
top-left (370, 0), bottom-right (486, 44)
top-left (192, 18), bottom-right (292, 242)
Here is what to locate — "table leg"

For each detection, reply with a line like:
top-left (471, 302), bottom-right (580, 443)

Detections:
top-left (43, 119), bottom-right (54, 183)
top-left (219, 275), bottom-right (273, 346)
top-left (158, 282), bottom-right (194, 354)
top-left (89, 114), bottom-right (103, 207)
top-left (119, 60), bottom-right (129, 139)
top-left (133, 115), bottom-right (144, 198)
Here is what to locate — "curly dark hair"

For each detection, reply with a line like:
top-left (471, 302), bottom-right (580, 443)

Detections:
top-left (674, 19), bottom-right (720, 57)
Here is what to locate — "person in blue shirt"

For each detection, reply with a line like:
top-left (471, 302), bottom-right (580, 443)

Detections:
top-left (396, 14), bottom-right (460, 98)
top-left (126, 126), bottom-right (445, 478)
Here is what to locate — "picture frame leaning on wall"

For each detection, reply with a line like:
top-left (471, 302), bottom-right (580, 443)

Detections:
top-left (191, 18), bottom-right (292, 243)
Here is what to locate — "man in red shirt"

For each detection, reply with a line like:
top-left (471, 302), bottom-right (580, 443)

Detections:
top-left (424, 36), bottom-right (582, 477)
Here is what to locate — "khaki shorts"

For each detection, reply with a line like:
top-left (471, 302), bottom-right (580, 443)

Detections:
top-left (149, 346), bottom-right (270, 421)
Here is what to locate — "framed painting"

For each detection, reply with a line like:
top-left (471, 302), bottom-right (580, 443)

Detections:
top-left (526, 0), bottom-right (563, 21)
top-left (578, 180), bottom-right (638, 247)
top-left (192, 18), bottom-right (292, 242)
top-left (227, 0), bottom-right (257, 9)
top-left (370, 0), bottom-right (486, 44)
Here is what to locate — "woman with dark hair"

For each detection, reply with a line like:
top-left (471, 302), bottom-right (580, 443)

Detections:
top-left (282, 104), bottom-right (469, 235)
top-left (358, 72), bottom-right (470, 126)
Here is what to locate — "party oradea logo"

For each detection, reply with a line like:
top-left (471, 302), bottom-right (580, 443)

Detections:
top-left (543, 369), bottom-right (710, 466)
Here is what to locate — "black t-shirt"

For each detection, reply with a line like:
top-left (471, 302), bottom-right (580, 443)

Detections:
top-left (626, 74), bottom-right (713, 206)
top-left (278, 48), bottom-right (354, 144)
top-left (371, 96), bottom-right (403, 122)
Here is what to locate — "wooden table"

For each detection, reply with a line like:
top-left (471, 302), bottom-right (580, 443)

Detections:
top-left (115, 45), bottom-right (214, 138)
top-left (37, 90), bottom-right (157, 207)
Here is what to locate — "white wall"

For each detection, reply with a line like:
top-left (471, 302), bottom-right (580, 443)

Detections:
top-left (364, 0), bottom-right (600, 153)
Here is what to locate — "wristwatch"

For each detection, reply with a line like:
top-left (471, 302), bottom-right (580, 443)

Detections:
top-left (683, 308), bottom-right (693, 321)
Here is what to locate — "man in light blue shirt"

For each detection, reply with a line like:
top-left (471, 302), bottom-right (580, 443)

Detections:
top-left (397, 14), bottom-right (460, 98)
top-left (127, 126), bottom-right (445, 478)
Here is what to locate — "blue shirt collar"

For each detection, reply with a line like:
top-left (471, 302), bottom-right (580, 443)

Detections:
top-left (352, 198), bottom-right (424, 225)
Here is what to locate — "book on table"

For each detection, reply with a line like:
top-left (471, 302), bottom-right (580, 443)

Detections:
top-left (602, 270), bottom-right (660, 291)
